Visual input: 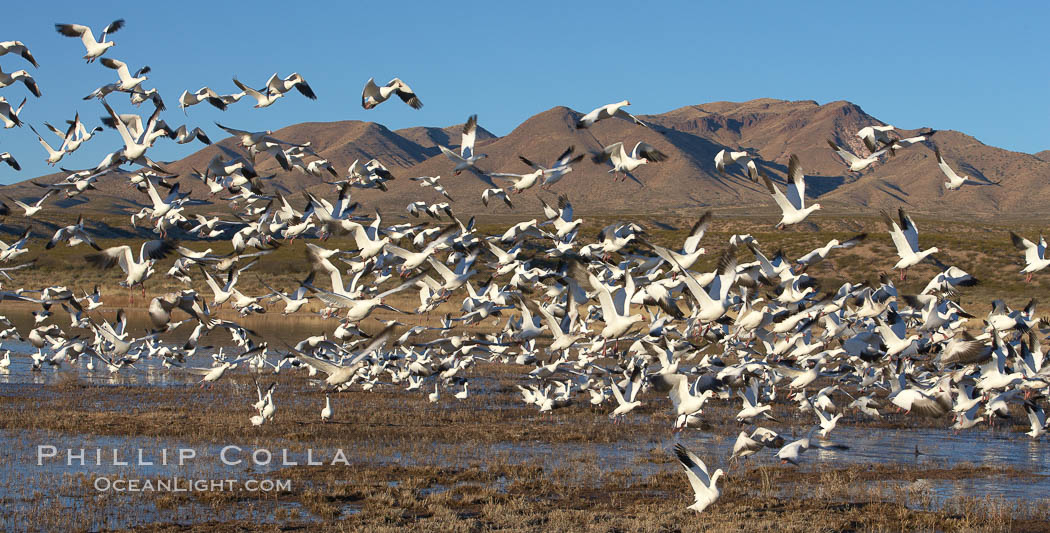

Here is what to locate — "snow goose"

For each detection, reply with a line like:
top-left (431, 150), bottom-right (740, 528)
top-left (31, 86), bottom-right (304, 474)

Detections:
top-left (8, 189), bottom-right (55, 217)
top-left (816, 408), bottom-right (842, 437)
top-left (99, 58), bottom-right (149, 92)
top-left (232, 77), bottom-right (283, 108)
top-left (672, 443), bottom-right (722, 514)
top-left (28, 126), bottom-right (66, 165)
top-left (46, 214), bottom-right (101, 250)
top-left (575, 100), bottom-right (649, 129)
top-left (0, 152), bottom-right (19, 170)
top-left (0, 41), bottom-right (38, 68)
top-left (85, 239), bottom-right (177, 295)
top-left (0, 68), bottom-right (42, 97)
top-left (361, 77), bottom-right (422, 109)
top-left (481, 188), bottom-right (513, 208)
top-left (438, 114), bottom-right (488, 175)
top-left (1024, 400), bottom-right (1047, 439)
top-left (490, 168), bottom-right (543, 193)
top-left (795, 233), bottom-right (867, 272)
top-left (0, 96), bottom-right (25, 128)
top-left (518, 146), bottom-right (585, 189)
top-left (762, 155), bottom-right (820, 229)
top-left (170, 125), bottom-right (212, 145)
top-left (409, 176), bottom-right (454, 201)
top-left (827, 139), bottom-right (886, 172)
top-left (714, 149), bottom-right (758, 180)
top-left (293, 325), bottom-right (396, 389)
top-left (178, 87), bottom-right (226, 112)
top-left (591, 141), bottom-right (666, 184)
top-left (0, 228), bottom-right (31, 262)
top-left (321, 395), bottom-right (332, 422)
top-left (882, 207), bottom-right (939, 280)
top-left (1009, 231), bottom-right (1050, 282)
top-left (855, 125), bottom-right (896, 152)
top-left (608, 367), bottom-right (643, 421)
top-left (652, 243), bottom-right (738, 324)
top-left (55, 19), bottom-right (124, 62)
top-left (775, 429), bottom-right (848, 465)
top-left (736, 378), bottom-right (775, 423)
top-left (540, 196), bottom-right (584, 239)
top-left (101, 98), bottom-right (166, 168)
top-left (266, 72), bottom-right (316, 100)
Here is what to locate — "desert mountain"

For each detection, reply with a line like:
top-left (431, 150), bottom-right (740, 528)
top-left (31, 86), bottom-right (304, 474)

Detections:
top-left (6, 98), bottom-right (1049, 217)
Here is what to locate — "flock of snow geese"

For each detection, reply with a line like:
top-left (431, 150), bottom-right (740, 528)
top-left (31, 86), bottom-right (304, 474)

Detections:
top-left (0, 21), bottom-right (1046, 515)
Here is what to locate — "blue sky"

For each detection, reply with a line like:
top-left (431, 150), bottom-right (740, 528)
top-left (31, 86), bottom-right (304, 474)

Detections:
top-left (1, 1), bottom-right (1046, 182)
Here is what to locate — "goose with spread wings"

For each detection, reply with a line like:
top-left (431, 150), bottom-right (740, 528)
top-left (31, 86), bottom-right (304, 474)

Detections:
top-left (761, 154), bottom-right (821, 229)
top-left (1010, 231), bottom-right (1050, 282)
top-left (361, 77), bottom-right (422, 109)
top-left (575, 100), bottom-right (649, 129)
top-left (591, 141), bottom-right (666, 185)
top-left (439, 114), bottom-right (488, 175)
top-left (55, 19), bottom-right (124, 62)
top-left (673, 443), bottom-right (723, 514)
top-left (827, 139), bottom-right (887, 172)
top-left (882, 207), bottom-right (939, 280)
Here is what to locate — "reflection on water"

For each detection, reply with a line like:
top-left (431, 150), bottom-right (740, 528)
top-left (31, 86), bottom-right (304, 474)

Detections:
top-left (2, 309), bottom-right (1050, 525)
top-left (0, 308), bottom-right (341, 385)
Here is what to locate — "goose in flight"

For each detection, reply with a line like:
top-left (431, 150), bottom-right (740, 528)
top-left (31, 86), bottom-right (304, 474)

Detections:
top-left (28, 125), bottom-right (66, 165)
top-left (934, 147), bottom-right (998, 190)
top-left (761, 154), bottom-right (820, 229)
top-left (439, 114), bottom-right (488, 175)
top-left (44, 113), bottom-right (104, 153)
top-left (54, 19), bottom-right (124, 62)
top-left (0, 152), bottom-right (20, 170)
top-left (291, 325), bottom-right (396, 389)
top-left (481, 188), bottom-right (513, 208)
top-left (490, 167), bottom-right (544, 194)
top-left (0, 41), bottom-right (38, 68)
top-left (855, 125), bottom-right (896, 152)
top-left (99, 58), bottom-right (149, 92)
top-left (85, 239), bottom-right (178, 294)
top-left (673, 443), bottom-right (722, 514)
top-left (232, 77), bottom-right (283, 108)
top-left (0, 68), bottom-right (41, 97)
top-left (361, 77), bottom-right (422, 109)
top-left (8, 189), bottom-right (55, 217)
top-left (178, 87), bottom-right (227, 112)
top-left (882, 207), bottom-right (939, 280)
top-left (714, 149), bottom-right (758, 180)
top-left (591, 141), bottom-right (666, 185)
top-left (1010, 231), bottom-right (1050, 282)
top-left (266, 72), bottom-right (316, 100)
top-left (170, 125), bottom-right (212, 145)
top-left (575, 100), bottom-right (649, 129)
top-left (827, 139), bottom-right (886, 172)
top-left (101, 98), bottom-right (167, 169)
top-left (409, 176), bottom-right (454, 202)
top-left (519, 146), bottom-right (584, 189)
top-left (0, 96), bottom-right (26, 128)
top-left (47, 214), bottom-right (101, 250)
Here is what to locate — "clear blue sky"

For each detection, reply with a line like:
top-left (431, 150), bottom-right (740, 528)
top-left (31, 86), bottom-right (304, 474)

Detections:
top-left (1, 1), bottom-right (1046, 182)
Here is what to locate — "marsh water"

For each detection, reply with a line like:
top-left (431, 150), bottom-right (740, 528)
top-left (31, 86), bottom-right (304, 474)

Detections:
top-left (0, 308), bottom-right (1048, 529)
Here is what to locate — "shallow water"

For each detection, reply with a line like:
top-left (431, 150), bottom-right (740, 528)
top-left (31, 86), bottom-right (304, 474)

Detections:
top-left (3, 308), bottom-right (1050, 526)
